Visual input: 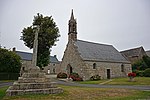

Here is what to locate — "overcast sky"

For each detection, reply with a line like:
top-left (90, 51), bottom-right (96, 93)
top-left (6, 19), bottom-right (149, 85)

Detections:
top-left (0, 0), bottom-right (150, 60)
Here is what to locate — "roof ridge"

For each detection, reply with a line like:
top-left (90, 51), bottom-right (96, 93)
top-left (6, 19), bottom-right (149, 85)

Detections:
top-left (16, 51), bottom-right (32, 54)
top-left (120, 46), bottom-right (143, 53)
top-left (77, 39), bottom-right (112, 47)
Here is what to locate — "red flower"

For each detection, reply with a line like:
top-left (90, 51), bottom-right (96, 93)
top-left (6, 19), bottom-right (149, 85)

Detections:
top-left (128, 73), bottom-right (136, 77)
top-left (69, 75), bottom-right (83, 81)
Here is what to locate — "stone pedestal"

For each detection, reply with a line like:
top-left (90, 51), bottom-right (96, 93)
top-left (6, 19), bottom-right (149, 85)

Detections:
top-left (6, 69), bottom-right (63, 96)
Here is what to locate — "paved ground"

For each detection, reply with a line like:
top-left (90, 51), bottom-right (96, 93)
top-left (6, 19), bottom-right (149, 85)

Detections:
top-left (0, 81), bottom-right (14, 88)
top-left (55, 80), bottom-right (150, 91)
top-left (0, 80), bottom-right (150, 91)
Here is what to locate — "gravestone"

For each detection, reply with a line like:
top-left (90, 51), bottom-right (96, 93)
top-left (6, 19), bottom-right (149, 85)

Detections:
top-left (6, 25), bottom-right (63, 96)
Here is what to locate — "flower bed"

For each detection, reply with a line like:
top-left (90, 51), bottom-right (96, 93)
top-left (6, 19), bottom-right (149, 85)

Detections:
top-left (69, 73), bottom-right (83, 81)
top-left (128, 72), bottom-right (136, 81)
top-left (57, 72), bottom-right (67, 78)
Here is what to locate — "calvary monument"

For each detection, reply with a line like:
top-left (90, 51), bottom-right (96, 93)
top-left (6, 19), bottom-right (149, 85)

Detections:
top-left (6, 25), bottom-right (63, 96)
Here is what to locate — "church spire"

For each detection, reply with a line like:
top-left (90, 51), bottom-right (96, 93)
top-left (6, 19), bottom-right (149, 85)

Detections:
top-left (70, 9), bottom-right (74, 20)
top-left (68, 9), bottom-right (77, 41)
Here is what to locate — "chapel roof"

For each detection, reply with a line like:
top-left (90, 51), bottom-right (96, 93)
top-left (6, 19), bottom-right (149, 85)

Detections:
top-left (74, 40), bottom-right (130, 63)
top-left (146, 50), bottom-right (150, 57)
top-left (120, 46), bottom-right (145, 57)
top-left (15, 51), bottom-right (59, 63)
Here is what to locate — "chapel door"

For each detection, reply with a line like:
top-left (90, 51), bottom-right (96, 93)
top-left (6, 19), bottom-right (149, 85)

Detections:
top-left (67, 64), bottom-right (73, 75)
top-left (107, 69), bottom-right (111, 79)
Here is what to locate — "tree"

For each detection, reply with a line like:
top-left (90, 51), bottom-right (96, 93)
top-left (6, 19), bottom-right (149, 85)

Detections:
top-left (132, 55), bottom-right (150, 71)
top-left (0, 48), bottom-right (21, 73)
top-left (143, 55), bottom-right (150, 67)
top-left (21, 13), bottom-right (60, 68)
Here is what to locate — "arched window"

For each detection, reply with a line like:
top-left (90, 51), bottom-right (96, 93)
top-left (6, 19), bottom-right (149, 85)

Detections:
top-left (121, 64), bottom-right (124, 72)
top-left (93, 63), bottom-right (96, 69)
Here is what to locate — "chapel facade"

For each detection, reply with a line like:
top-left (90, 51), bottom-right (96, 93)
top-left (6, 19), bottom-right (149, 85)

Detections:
top-left (60, 10), bottom-right (132, 80)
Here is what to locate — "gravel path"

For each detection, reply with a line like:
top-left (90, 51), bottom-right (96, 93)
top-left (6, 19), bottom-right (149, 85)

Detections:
top-left (0, 81), bottom-right (14, 88)
top-left (55, 80), bottom-right (150, 91)
top-left (0, 80), bottom-right (150, 91)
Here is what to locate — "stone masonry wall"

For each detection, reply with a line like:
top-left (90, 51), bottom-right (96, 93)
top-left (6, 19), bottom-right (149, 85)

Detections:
top-left (60, 40), bottom-right (86, 77)
top-left (44, 63), bottom-right (60, 74)
top-left (82, 61), bottom-right (132, 80)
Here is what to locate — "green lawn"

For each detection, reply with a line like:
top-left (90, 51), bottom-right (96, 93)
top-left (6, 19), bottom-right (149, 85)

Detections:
top-left (79, 77), bottom-right (150, 85)
top-left (0, 86), bottom-right (8, 100)
top-left (1, 85), bottom-right (150, 100)
top-left (107, 77), bottom-right (150, 85)
top-left (1, 77), bottom-right (150, 100)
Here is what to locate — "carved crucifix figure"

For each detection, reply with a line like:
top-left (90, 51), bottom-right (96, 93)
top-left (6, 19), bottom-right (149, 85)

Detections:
top-left (32, 25), bottom-right (40, 67)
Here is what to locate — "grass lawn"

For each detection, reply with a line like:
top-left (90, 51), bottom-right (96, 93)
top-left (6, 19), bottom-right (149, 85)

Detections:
top-left (1, 85), bottom-right (150, 100)
top-left (0, 86), bottom-right (8, 100)
top-left (107, 77), bottom-right (150, 85)
top-left (79, 77), bottom-right (150, 85)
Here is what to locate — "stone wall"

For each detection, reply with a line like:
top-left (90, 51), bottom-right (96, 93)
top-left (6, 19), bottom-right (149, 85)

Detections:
top-left (60, 40), bottom-right (85, 76)
top-left (21, 60), bottom-right (60, 75)
top-left (20, 60), bottom-right (32, 75)
top-left (44, 63), bottom-right (60, 74)
top-left (82, 61), bottom-right (132, 80)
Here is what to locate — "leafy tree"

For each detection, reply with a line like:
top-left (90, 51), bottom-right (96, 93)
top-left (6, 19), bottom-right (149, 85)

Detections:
top-left (143, 55), bottom-right (150, 67)
top-left (143, 68), bottom-right (150, 77)
top-left (0, 48), bottom-right (21, 73)
top-left (21, 13), bottom-right (60, 68)
top-left (132, 56), bottom-right (150, 71)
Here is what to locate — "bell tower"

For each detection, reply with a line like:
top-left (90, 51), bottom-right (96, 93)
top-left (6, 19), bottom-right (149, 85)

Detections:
top-left (68, 9), bottom-right (77, 41)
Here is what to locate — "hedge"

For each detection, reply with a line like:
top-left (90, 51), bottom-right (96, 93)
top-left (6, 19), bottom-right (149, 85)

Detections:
top-left (143, 68), bottom-right (150, 77)
top-left (0, 73), bottom-right (20, 80)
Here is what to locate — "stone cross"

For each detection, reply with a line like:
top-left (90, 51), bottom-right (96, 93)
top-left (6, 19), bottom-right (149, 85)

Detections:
top-left (32, 25), bottom-right (40, 67)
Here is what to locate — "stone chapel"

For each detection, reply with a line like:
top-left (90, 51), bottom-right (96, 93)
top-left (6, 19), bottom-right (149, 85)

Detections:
top-left (60, 10), bottom-right (132, 80)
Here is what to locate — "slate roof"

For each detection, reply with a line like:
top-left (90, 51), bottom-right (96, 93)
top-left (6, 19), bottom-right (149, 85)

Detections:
top-left (146, 50), bottom-right (150, 57)
top-left (74, 40), bottom-right (129, 63)
top-left (16, 51), bottom-right (59, 63)
top-left (120, 46), bottom-right (144, 57)
top-left (16, 51), bottom-right (32, 61)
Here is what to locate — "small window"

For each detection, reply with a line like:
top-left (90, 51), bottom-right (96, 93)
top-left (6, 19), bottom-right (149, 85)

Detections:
top-left (121, 64), bottom-right (124, 72)
top-left (22, 67), bottom-right (25, 71)
top-left (53, 68), bottom-right (55, 73)
top-left (93, 63), bottom-right (96, 69)
top-left (53, 64), bottom-right (55, 66)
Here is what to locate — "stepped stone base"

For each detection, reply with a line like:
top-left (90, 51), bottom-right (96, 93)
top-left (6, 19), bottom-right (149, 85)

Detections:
top-left (6, 87), bottom-right (63, 96)
top-left (6, 68), bottom-right (63, 96)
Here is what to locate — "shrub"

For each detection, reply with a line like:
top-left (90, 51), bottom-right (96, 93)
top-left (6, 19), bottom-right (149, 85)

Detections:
top-left (143, 68), bottom-right (150, 77)
top-left (134, 70), bottom-right (144, 77)
top-left (90, 75), bottom-right (101, 81)
top-left (0, 73), bottom-right (20, 80)
top-left (57, 72), bottom-right (67, 78)
top-left (69, 72), bottom-right (83, 81)
top-left (0, 48), bottom-right (21, 73)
